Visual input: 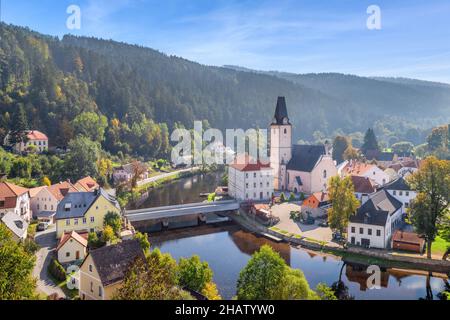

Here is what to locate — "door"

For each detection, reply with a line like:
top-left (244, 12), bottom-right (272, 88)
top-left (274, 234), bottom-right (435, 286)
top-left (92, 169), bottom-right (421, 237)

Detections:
top-left (361, 238), bottom-right (370, 248)
top-left (76, 251), bottom-right (80, 260)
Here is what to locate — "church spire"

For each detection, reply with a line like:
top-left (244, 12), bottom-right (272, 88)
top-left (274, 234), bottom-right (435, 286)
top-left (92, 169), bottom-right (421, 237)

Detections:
top-left (273, 96), bottom-right (289, 125)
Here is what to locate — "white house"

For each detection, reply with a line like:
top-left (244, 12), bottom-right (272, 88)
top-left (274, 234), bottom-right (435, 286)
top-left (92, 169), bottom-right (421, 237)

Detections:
top-left (112, 162), bottom-right (150, 185)
top-left (348, 189), bottom-right (403, 249)
top-left (1, 212), bottom-right (28, 242)
top-left (5, 130), bottom-right (49, 153)
top-left (0, 182), bottom-right (31, 222)
top-left (56, 230), bottom-right (88, 264)
top-left (228, 155), bottom-right (274, 201)
top-left (341, 161), bottom-right (390, 187)
top-left (30, 181), bottom-right (78, 223)
top-left (382, 177), bottom-right (417, 214)
top-left (270, 97), bottom-right (337, 194)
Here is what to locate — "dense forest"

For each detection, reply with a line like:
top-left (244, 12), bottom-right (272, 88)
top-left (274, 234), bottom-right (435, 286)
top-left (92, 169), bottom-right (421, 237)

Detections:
top-left (1, 23), bottom-right (450, 160)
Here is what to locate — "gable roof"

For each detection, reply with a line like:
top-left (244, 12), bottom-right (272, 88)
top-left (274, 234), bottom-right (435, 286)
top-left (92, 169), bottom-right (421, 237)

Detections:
top-left (272, 96), bottom-right (289, 125)
top-left (350, 175), bottom-right (376, 194)
top-left (0, 182), bottom-right (29, 200)
top-left (55, 188), bottom-right (119, 220)
top-left (230, 154), bottom-right (271, 172)
top-left (47, 181), bottom-right (78, 201)
top-left (304, 192), bottom-right (330, 208)
top-left (287, 145), bottom-right (326, 172)
top-left (1, 212), bottom-right (28, 239)
top-left (56, 230), bottom-right (88, 251)
top-left (350, 189), bottom-right (402, 226)
top-left (86, 240), bottom-right (145, 287)
top-left (75, 176), bottom-right (99, 192)
top-left (382, 177), bottom-right (411, 191)
top-left (29, 186), bottom-right (46, 198)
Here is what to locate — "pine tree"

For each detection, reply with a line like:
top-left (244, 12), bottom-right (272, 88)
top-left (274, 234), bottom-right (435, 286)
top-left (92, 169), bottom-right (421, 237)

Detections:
top-left (361, 128), bottom-right (379, 156)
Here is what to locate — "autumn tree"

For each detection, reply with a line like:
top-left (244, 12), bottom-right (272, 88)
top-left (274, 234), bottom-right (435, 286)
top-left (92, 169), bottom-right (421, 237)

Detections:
top-left (327, 176), bottom-right (359, 238)
top-left (427, 125), bottom-right (448, 151)
top-left (104, 211), bottom-right (122, 235)
top-left (343, 146), bottom-right (360, 161)
top-left (408, 156), bottom-right (450, 258)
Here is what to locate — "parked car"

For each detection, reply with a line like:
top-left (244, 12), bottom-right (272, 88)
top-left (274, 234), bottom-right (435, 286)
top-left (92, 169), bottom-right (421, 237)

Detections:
top-left (37, 222), bottom-right (49, 231)
top-left (318, 220), bottom-right (329, 227)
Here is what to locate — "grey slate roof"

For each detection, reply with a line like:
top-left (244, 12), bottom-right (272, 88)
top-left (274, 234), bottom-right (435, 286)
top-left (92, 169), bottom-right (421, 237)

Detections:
top-left (382, 177), bottom-right (411, 191)
top-left (272, 96), bottom-right (289, 125)
top-left (55, 188), bottom-right (120, 220)
top-left (88, 239), bottom-right (145, 287)
top-left (287, 145), bottom-right (326, 172)
top-left (1, 212), bottom-right (28, 239)
top-left (350, 189), bottom-right (402, 226)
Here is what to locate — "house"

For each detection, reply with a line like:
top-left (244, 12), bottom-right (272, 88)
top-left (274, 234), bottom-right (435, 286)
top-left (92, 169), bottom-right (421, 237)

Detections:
top-left (381, 177), bottom-right (417, 214)
top-left (391, 159), bottom-right (420, 178)
top-left (1, 212), bottom-right (28, 242)
top-left (112, 162), bottom-right (150, 185)
top-left (0, 182), bottom-right (31, 222)
top-left (301, 192), bottom-right (331, 218)
top-left (341, 160), bottom-right (390, 187)
top-left (79, 240), bottom-right (145, 300)
top-left (55, 188), bottom-right (121, 238)
top-left (228, 154), bottom-right (274, 201)
top-left (56, 230), bottom-right (88, 264)
top-left (30, 181), bottom-right (78, 222)
top-left (4, 130), bottom-right (49, 153)
top-left (350, 175), bottom-right (376, 203)
top-left (365, 150), bottom-right (398, 168)
top-left (249, 203), bottom-right (278, 225)
top-left (348, 189), bottom-right (403, 249)
top-left (74, 176), bottom-right (99, 192)
top-left (391, 230), bottom-right (425, 253)
top-left (270, 97), bottom-right (337, 194)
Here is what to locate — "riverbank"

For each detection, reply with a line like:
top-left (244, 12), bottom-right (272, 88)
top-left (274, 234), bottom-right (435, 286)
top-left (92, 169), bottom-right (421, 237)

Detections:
top-left (230, 209), bottom-right (450, 275)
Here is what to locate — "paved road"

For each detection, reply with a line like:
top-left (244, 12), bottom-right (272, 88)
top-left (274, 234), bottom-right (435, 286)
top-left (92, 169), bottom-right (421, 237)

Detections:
top-left (32, 226), bottom-right (67, 299)
top-left (136, 166), bottom-right (200, 187)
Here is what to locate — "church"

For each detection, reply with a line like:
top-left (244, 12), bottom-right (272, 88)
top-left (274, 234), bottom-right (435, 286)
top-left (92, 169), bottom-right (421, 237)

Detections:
top-left (270, 97), bottom-right (337, 194)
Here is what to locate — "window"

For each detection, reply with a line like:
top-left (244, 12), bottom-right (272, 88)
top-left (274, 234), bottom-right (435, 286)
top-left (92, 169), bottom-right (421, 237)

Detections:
top-left (246, 173), bottom-right (248, 178)
top-left (253, 173), bottom-right (256, 178)
top-left (74, 219), bottom-right (78, 225)
top-left (90, 282), bottom-right (93, 293)
top-left (284, 128), bottom-right (287, 134)
top-left (368, 228), bottom-right (372, 235)
top-left (267, 182), bottom-right (270, 187)
top-left (253, 183), bottom-right (256, 188)
top-left (359, 228), bottom-right (363, 234)
top-left (66, 219), bottom-right (70, 226)
top-left (393, 190), bottom-right (397, 195)
top-left (66, 252), bottom-right (70, 257)
top-left (405, 202), bottom-right (409, 208)
top-left (98, 286), bottom-right (103, 297)
top-left (83, 218), bottom-right (87, 224)
top-left (399, 191), bottom-right (403, 196)
top-left (90, 217), bottom-right (95, 223)
top-left (323, 170), bottom-right (327, 179)
top-left (376, 230), bottom-right (381, 237)
top-left (89, 264), bottom-right (93, 272)
top-left (406, 191), bottom-right (409, 196)
top-left (351, 227), bottom-right (355, 233)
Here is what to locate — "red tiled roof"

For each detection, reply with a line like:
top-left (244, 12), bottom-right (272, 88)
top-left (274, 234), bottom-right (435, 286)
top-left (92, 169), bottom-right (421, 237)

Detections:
top-left (342, 162), bottom-right (376, 176)
top-left (47, 181), bottom-right (78, 201)
top-left (75, 176), bottom-right (99, 192)
top-left (26, 130), bottom-right (48, 141)
top-left (350, 175), bottom-right (376, 194)
top-left (0, 182), bottom-right (28, 199)
top-left (230, 154), bottom-right (271, 172)
top-left (56, 230), bottom-right (88, 251)
top-left (392, 230), bottom-right (424, 246)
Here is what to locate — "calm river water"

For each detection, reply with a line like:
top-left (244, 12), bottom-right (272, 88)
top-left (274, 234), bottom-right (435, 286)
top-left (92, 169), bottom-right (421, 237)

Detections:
top-left (142, 172), bottom-right (448, 300)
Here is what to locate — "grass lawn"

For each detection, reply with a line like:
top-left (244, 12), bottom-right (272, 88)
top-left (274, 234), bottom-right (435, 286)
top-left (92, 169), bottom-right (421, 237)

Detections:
top-left (431, 236), bottom-right (449, 256)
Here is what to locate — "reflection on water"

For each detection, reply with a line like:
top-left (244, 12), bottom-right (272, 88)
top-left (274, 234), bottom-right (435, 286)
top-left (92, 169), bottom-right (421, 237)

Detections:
top-left (138, 171), bottom-right (223, 208)
top-left (151, 224), bottom-right (448, 300)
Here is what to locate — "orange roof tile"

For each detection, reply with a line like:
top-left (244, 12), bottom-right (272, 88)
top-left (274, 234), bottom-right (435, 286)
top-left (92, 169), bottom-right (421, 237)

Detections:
top-left (75, 176), bottom-right (99, 192)
top-left (0, 182), bottom-right (29, 198)
top-left (56, 230), bottom-right (88, 251)
top-left (47, 181), bottom-right (78, 201)
top-left (26, 130), bottom-right (48, 141)
top-left (230, 154), bottom-right (271, 172)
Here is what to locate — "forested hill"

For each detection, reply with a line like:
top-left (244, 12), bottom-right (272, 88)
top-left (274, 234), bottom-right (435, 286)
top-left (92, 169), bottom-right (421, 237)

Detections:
top-left (1, 23), bottom-right (450, 159)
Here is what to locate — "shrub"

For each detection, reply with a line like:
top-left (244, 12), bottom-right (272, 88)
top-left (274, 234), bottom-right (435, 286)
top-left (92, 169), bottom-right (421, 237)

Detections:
top-left (289, 192), bottom-right (296, 202)
top-left (49, 259), bottom-right (66, 282)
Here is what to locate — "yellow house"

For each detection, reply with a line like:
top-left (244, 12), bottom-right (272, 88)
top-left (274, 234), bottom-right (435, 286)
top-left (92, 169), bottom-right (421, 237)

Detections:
top-left (55, 188), bottom-right (121, 239)
top-left (79, 239), bottom-right (145, 300)
top-left (56, 230), bottom-right (88, 264)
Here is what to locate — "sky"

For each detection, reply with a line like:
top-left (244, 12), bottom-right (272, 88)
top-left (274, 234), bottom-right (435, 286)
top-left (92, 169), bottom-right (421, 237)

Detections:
top-left (2, 0), bottom-right (450, 83)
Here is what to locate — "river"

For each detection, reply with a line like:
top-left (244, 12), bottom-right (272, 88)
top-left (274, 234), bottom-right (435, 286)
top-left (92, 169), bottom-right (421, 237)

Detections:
top-left (141, 172), bottom-right (449, 300)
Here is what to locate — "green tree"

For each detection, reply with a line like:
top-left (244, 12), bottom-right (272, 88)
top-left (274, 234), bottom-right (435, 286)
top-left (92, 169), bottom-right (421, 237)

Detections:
top-left (408, 156), bottom-right (450, 259)
top-left (63, 136), bottom-right (101, 181)
top-left (315, 283), bottom-right (338, 300)
top-left (8, 104), bottom-right (29, 145)
top-left (133, 231), bottom-right (150, 254)
top-left (104, 211), bottom-right (122, 235)
top-left (332, 136), bottom-right (350, 164)
top-left (0, 224), bottom-right (37, 300)
top-left (280, 192), bottom-right (286, 203)
top-left (328, 176), bottom-right (359, 237)
top-left (289, 192), bottom-right (296, 202)
top-left (427, 125), bottom-right (448, 151)
top-left (72, 112), bottom-right (108, 143)
top-left (236, 245), bottom-right (287, 300)
top-left (361, 128), bottom-right (380, 155)
top-left (178, 255), bottom-right (213, 292)
top-left (391, 141), bottom-right (414, 155)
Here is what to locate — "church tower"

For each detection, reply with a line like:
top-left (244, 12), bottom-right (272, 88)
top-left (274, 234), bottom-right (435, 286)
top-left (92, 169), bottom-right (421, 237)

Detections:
top-left (270, 97), bottom-right (292, 190)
